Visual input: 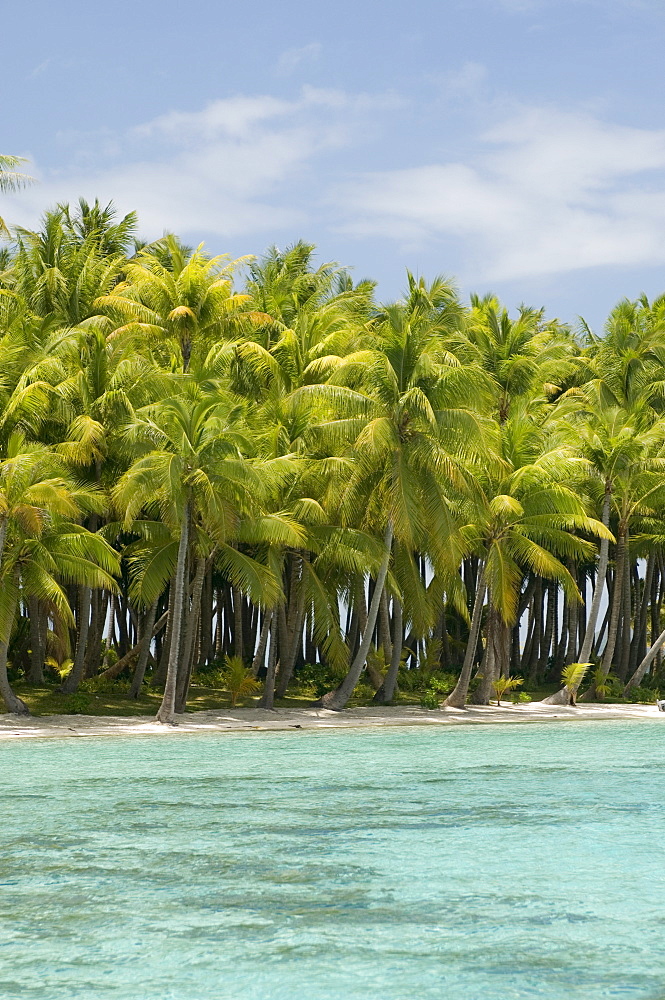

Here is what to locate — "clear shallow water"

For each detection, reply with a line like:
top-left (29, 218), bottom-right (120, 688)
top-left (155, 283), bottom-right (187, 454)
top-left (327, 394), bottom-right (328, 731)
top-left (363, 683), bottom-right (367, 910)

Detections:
top-left (1, 722), bottom-right (664, 1000)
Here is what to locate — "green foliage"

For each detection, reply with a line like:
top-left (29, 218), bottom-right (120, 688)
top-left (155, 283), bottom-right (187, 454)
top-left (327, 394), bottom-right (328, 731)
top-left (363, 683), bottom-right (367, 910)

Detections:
top-left (420, 689), bottom-right (441, 710)
top-left (398, 668), bottom-right (458, 694)
top-left (492, 675), bottom-right (523, 706)
top-left (592, 668), bottom-right (622, 701)
top-left (293, 662), bottom-right (342, 698)
top-left (627, 686), bottom-right (660, 704)
top-left (352, 682), bottom-right (375, 702)
top-left (511, 691), bottom-right (532, 704)
top-left (61, 693), bottom-right (91, 714)
top-left (562, 662), bottom-right (591, 692)
top-left (81, 676), bottom-right (132, 695)
top-left (222, 655), bottom-right (261, 708)
top-left (1, 200), bottom-right (665, 723)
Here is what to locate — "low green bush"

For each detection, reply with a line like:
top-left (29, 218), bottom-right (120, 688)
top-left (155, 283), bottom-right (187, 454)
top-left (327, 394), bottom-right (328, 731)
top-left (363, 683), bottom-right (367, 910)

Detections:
top-left (627, 686), bottom-right (659, 704)
top-left (293, 662), bottom-right (342, 698)
top-left (62, 693), bottom-right (91, 714)
top-left (420, 689), bottom-right (441, 710)
top-left (81, 676), bottom-right (132, 695)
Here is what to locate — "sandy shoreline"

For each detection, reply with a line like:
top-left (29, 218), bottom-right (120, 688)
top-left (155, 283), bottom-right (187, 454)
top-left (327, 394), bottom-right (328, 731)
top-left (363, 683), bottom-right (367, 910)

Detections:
top-left (0, 701), bottom-right (661, 739)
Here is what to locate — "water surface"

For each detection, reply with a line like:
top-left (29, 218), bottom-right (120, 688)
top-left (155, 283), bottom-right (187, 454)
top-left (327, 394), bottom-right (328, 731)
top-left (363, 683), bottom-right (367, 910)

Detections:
top-left (1, 721), bottom-right (664, 999)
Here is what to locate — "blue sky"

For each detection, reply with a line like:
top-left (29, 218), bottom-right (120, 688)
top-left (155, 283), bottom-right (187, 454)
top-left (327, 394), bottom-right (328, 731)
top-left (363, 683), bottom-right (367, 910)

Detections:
top-left (4, 0), bottom-right (665, 330)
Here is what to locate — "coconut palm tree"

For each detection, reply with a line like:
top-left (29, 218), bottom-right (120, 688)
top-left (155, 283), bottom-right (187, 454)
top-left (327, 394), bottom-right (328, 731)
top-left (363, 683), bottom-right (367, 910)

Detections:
top-left (0, 431), bottom-right (119, 712)
top-left (97, 237), bottom-right (249, 373)
top-left (443, 406), bottom-right (611, 708)
top-left (0, 155), bottom-right (34, 234)
top-left (301, 278), bottom-right (486, 710)
top-left (114, 390), bottom-right (286, 722)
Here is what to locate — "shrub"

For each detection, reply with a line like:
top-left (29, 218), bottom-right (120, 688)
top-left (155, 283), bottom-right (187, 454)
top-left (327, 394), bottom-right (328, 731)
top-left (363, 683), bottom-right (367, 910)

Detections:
top-left (293, 662), bottom-right (341, 698)
top-left (62, 693), bottom-right (91, 715)
top-left (81, 676), bottom-right (131, 695)
top-left (593, 671), bottom-right (623, 701)
top-left (221, 656), bottom-right (261, 707)
top-left (511, 691), bottom-right (532, 704)
top-left (420, 689), bottom-right (441, 710)
top-left (627, 686), bottom-right (658, 704)
top-left (352, 681), bottom-right (375, 702)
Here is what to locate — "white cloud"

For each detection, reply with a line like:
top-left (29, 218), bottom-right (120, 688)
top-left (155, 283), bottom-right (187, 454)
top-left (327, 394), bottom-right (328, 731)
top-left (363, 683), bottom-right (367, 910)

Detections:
top-left (7, 89), bottom-right (665, 287)
top-left (336, 108), bottom-right (665, 281)
top-left (2, 87), bottom-right (396, 241)
top-left (276, 43), bottom-right (322, 77)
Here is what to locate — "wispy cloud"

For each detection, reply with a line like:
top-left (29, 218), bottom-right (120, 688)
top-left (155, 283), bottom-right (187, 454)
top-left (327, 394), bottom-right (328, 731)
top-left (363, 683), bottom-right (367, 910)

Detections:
top-left (4, 87), bottom-right (398, 240)
top-left (276, 43), bottom-right (322, 77)
top-left (6, 88), bottom-right (665, 286)
top-left (336, 107), bottom-right (665, 281)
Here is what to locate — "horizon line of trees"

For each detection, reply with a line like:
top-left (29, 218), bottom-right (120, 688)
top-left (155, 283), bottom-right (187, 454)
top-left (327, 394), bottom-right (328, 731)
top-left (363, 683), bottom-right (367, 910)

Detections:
top-left (2, 177), bottom-right (665, 720)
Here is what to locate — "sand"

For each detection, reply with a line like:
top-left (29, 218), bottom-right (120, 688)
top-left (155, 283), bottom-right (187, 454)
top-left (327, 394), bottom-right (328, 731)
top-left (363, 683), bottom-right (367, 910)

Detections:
top-left (0, 701), bottom-right (660, 739)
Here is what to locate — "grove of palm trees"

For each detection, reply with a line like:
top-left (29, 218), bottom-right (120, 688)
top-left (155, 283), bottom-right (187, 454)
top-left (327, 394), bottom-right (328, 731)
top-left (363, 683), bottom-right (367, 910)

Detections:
top-left (2, 189), bottom-right (665, 723)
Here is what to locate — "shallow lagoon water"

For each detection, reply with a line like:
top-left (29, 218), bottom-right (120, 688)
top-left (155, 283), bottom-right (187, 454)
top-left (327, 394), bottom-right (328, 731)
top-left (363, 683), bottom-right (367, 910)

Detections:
top-left (1, 721), bottom-right (664, 999)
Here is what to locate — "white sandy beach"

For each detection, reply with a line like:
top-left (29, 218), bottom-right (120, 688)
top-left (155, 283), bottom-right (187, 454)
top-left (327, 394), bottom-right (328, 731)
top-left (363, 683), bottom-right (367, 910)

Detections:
top-left (0, 701), bottom-right (661, 739)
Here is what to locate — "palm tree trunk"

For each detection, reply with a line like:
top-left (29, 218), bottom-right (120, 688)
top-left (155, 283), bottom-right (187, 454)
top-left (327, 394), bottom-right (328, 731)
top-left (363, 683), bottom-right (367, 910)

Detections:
top-left (379, 589), bottom-right (392, 662)
top-left (0, 592), bottom-right (29, 714)
top-left (565, 573), bottom-right (579, 665)
top-left (101, 610), bottom-right (168, 680)
top-left (175, 555), bottom-right (206, 712)
top-left (601, 529), bottom-right (626, 675)
top-left (629, 556), bottom-right (653, 677)
top-left (578, 489), bottom-right (611, 663)
top-left (444, 561), bottom-right (487, 708)
top-left (526, 578), bottom-right (544, 685)
top-left (318, 523), bottom-right (394, 711)
top-left (373, 597), bottom-right (403, 703)
top-left (129, 600), bottom-right (159, 698)
top-left (251, 609), bottom-right (273, 676)
top-left (275, 554), bottom-right (307, 698)
top-left (258, 613), bottom-right (278, 709)
top-left (26, 596), bottom-right (44, 684)
top-left (61, 586), bottom-right (91, 694)
top-left (232, 585), bottom-right (244, 660)
top-left (617, 530), bottom-right (633, 681)
top-left (624, 625), bottom-right (665, 693)
top-left (474, 604), bottom-right (499, 705)
top-left (0, 638), bottom-right (29, 715)
top-left (83, 589), bottom-right (105, 678)
top-left (156, 506), bottom-right (189, 724)
top-left (104, 592), bottom-right (117, 662)
top-left (540, 582), bottom-right (557, 679)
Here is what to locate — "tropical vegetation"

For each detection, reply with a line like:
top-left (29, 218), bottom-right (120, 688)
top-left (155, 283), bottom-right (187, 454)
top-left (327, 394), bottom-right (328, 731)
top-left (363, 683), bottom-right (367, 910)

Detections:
top-left (2, 179), bottom-right (665, 721)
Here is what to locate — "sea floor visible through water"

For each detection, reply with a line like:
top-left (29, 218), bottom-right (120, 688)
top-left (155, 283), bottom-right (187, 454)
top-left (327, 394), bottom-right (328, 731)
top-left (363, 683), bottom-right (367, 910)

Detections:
top-left (0, 721), bottom-right (664, 999)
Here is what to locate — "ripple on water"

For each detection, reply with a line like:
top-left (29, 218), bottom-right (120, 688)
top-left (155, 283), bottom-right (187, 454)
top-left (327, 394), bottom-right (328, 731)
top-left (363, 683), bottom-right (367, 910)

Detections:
top-left (0, 721), bottom-right (664, 999)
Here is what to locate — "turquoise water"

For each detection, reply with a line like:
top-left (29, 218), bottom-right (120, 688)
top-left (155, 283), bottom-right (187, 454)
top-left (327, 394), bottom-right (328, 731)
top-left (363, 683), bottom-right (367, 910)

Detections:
top-left (1, 722), bottom-right (664, 999)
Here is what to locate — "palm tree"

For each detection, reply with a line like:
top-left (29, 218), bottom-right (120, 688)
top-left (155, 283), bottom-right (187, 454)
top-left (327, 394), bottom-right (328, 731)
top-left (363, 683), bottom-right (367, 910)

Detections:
top-left (443, 406), bottom-right (610, 707)
top-left (0, 155), bottom-right (34, 234)
top-left (114, 391), bottom-right (282, 723)
top-left (97, 236), bottom-right (249, 373)
top-left (0, 432), bottom-right (119, 712)
top-left (12, 201), bottom-right (133, 325)
top-left (302, 277), bottom-right (484, 710)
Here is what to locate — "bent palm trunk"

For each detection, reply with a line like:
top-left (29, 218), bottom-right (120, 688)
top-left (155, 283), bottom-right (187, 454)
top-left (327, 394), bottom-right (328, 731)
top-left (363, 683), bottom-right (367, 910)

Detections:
top-left (318, 523), bottom-right (394, 712)
top-left (130, 600), bottom-right (159, 698)
top-left (444, 562), bottom-right (487, 708)
top-left (0, 639), bottom-right (29, 715)
top-left (624, 626), bottom-right (665, 694)
top-left (374, 597), bottom-right (403, 703)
